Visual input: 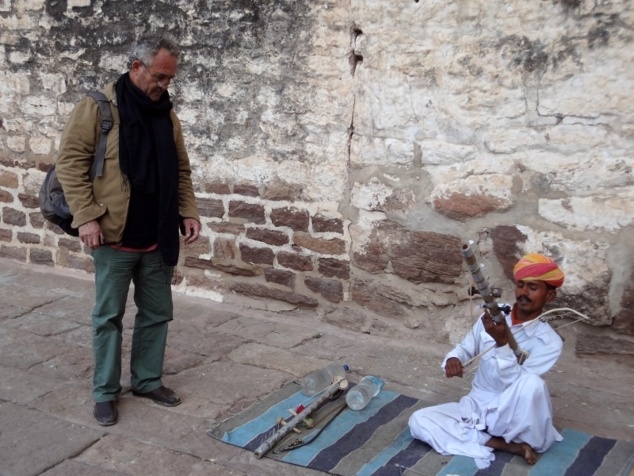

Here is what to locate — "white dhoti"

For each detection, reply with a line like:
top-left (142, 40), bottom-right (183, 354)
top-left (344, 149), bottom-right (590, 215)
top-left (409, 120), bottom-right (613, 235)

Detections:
top-left (408, 373), bottom-right (562, 469)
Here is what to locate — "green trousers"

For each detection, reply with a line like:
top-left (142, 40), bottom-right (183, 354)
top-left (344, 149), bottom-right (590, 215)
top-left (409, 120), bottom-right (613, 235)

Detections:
top-left (91, 246), bottom-right (173, 402)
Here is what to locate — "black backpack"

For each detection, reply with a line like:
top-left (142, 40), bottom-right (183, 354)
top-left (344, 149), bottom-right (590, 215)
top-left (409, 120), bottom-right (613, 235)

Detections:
top-left (39, 91), bottom-right (113, 236)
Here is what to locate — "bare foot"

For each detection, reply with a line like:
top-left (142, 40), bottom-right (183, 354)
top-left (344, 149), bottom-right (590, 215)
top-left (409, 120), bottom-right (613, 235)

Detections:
top-left (509, 442), bottom-right (537, 465)
top-left (485, 437), bottom-right (537, 465)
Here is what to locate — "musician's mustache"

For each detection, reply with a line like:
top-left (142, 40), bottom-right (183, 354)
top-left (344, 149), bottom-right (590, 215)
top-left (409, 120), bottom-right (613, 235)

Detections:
top-left (517, 296), bottom-right (532, 303)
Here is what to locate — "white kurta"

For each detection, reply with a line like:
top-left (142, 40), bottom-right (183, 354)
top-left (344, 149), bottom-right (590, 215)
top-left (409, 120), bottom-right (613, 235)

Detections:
top-left (408, 308), bottom-right (563, 469)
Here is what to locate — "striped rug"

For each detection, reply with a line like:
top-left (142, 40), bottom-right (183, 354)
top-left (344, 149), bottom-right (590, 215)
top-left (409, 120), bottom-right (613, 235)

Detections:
top-left (208, 383), bottom-right (634, 476)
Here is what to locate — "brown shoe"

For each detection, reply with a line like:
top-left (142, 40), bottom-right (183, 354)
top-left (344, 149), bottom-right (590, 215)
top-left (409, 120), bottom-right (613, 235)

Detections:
top-left (93, 401), bottom-right (118, 426)
top-left (132, 386), bottom-right (182, 407)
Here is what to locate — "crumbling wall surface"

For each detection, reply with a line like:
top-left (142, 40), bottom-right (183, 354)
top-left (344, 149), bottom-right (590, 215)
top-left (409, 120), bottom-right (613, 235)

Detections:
top-left (0, 0), bottom-right (632, 343)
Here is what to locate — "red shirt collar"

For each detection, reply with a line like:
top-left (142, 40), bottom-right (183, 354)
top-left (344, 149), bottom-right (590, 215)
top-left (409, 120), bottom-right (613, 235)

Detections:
top-left (510, 303), bottom-right (523, 326)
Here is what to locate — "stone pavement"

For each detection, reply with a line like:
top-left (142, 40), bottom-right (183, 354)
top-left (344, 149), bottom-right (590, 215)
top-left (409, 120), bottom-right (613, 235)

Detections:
top-left (1, 257), bottom-right (633, 476)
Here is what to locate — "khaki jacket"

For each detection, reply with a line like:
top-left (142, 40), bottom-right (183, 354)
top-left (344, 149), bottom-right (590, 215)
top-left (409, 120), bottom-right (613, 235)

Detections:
top-left (55, 82), bottom-right (200, 243)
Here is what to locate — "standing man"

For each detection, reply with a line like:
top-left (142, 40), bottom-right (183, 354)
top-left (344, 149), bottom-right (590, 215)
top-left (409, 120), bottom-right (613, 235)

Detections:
top-left (408, 253), bottom-right (565, 469)
top-left (56, 35), bottom-right (201, 426)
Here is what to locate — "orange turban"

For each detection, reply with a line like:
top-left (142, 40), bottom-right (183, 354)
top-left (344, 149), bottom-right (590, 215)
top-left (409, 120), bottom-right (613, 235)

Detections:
top-left (513, 253), bottom-right (565, 288)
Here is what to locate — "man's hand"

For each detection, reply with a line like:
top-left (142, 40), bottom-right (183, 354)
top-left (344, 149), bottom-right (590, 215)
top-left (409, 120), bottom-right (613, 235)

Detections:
top-left (482, 309), bottom-right (509, 347)
top-left (445, 357), bottom-right (463, 378)
top-left (78, 220), bottom-right (103, 250)
top-left (182, 218), bottom-right (201, 245)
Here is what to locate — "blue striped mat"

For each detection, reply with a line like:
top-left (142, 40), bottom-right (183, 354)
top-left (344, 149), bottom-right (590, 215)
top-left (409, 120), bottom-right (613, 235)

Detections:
top-left (208, 383), bottom-right (634, 476)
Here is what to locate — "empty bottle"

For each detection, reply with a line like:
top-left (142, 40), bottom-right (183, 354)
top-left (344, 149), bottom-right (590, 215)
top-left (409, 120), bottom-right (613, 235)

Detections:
top-left (300, 363), bottom-right (350, 396)
top-left (346, 376), bottom-right (384, 410)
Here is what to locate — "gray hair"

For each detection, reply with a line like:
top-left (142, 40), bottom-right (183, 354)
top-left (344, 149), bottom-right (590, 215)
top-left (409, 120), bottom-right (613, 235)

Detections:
top-left (129, 34), bottom-right (180, 68)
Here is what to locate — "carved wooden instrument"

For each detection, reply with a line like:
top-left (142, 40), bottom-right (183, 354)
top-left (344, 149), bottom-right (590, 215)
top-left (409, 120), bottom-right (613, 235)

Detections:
top-left (254, 380), bottom-right (344, 458)
top-left (461, 241), bottom-right (528, 365)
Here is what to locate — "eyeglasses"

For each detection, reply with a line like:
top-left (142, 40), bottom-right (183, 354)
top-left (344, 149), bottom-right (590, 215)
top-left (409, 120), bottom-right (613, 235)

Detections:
top-left (138, 60), bottom-right (176, 89)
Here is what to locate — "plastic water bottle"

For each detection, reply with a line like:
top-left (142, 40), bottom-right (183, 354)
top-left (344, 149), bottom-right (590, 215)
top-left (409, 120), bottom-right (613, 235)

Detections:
top-left (300, 363), bottom-right (350, 396)
top-left (346, 376), bottom-right (384, 410)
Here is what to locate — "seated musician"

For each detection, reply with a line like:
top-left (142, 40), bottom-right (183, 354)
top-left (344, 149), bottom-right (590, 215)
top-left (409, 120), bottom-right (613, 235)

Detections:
top-left (408, 253), bottom-right (565, 469)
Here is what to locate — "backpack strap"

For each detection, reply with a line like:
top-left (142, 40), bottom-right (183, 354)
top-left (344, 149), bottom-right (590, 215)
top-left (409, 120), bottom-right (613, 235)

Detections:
top-left (86, 91), bottom-right (113, 180)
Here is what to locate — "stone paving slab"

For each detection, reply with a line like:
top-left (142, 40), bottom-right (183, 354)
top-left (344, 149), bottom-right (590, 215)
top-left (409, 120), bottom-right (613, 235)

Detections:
top-left (214, 315), bottom-right (322, 349)
top-left (72, 433), bottom-right (227, 475)
top-left (227, 341), bottom-right (333, 378)
top-left (0, 303), bottom-right (31, 320)
top-left (31, 295), bottom-right (95, 324)
top-left (0, 402), bottom-right (103, 476)
top-left (4, 311), bottom-right (84, 337)
top-left (161, 346), bottom-right (208, 376)
top-left (167, 360), bottom-right (293, 409)
top-left (0, 366), bottom-right (66, 404)
top-left (46, 324), bottom-right (93, 348)
top-left (167, 325), bottom-right (247, 359)
top-left (31, 380), bottom-right (95, 421)
top-left (0, 327), bottom-right (68, 371)
top-left (41, 459), bottom-right (127, 476)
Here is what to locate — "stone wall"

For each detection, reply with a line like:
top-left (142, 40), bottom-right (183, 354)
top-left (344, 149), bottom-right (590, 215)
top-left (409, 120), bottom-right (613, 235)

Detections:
top-left (1, 0), bottom-right (632, 344)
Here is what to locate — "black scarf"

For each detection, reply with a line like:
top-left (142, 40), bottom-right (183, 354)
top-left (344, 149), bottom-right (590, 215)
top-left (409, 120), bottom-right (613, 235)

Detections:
top-left (115, 73), bottom-right (180, 267)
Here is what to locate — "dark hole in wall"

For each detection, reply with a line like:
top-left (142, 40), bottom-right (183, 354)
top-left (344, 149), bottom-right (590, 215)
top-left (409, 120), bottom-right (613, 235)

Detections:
top-left (555, 0), bottom-right (581, 9)
top-left (349, 53), bottom-right (364, 76)
top-left (350, 26), bottom-right (364, 76)
top-left (46, 0), bottom-right (68, 17)
top-left (588, 26), bottom-right (610, 48)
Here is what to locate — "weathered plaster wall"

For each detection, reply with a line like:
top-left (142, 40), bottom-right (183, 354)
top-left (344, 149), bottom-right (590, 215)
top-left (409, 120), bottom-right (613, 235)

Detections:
top-left (1, 0), bottom-right (633, 345)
